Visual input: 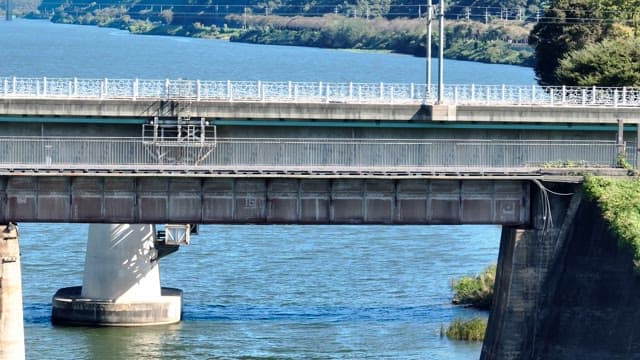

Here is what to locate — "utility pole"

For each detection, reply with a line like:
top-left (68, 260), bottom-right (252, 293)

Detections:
top-left (5, 0), bottom-right (12, 21)
top-left (426, 0), bottom-right (433, 98)
top-left (437, 0), bottom-right (445, 103)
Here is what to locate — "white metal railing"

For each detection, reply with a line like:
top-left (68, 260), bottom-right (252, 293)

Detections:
top-left (2, 77), bottom-right (640, 107)
top-left (0, 137), bottom-right (633, 173)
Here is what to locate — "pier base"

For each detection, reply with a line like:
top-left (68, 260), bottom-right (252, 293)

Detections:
top-left (0, 223), bottom-right (24, 359)
top-left (52, 224), bottom-right (182, 326)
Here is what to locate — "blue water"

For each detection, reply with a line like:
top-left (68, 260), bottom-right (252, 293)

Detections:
top-left (0, 18), bottom-right (535, 359)
top-left (23, 224), bottom-right (500, 359)
top-left (0, 19), bottom-right (534, 84)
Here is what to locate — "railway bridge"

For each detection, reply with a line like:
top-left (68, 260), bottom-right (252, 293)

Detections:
top-left (1, 77), bottom-right (639, 359)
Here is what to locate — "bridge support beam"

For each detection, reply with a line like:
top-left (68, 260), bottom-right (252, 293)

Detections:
top-left (52, 224), bottom-right (182, 326)
top-left (0, 223), bottom-right (24, 360)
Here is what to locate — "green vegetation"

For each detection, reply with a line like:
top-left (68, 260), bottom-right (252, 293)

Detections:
top-left (529, 0), bottom-right (640, 85)
top-left (556, 38), bottom-right (640, 86)
top-left (444, 317), bottom-right (488, 341)
top-left (583, 176), bottom-right (640, 271)
top-left (451, 264), bottom-right (496, 310)
top-left (542, 160), bottom-right (590, 168)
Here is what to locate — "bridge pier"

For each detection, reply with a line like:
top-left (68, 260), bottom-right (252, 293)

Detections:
top-left (483, 181), bottom-right (640, 359)
top-left (52, 224), bottom-right (183, 326)
top-left (0, 223), bottom-right (24, 360)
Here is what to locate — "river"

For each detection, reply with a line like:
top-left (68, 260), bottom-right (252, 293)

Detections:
top-left (1, 18), bottom-right (535, 359)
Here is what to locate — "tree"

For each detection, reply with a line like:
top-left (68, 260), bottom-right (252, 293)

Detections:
top-left (556, 37), bottom-right (640, 86)
top-left (528, 0), bottom-right (608, 85)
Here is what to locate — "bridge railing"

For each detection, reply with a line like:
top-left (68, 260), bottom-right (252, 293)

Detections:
top-left (0, 137), bottom-right (633, 174)
top-left (2, 77), bottom-right (640, 106)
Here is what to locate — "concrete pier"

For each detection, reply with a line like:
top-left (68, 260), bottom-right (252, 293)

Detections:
top-left (52, 224), bottom-right (182, 326)
top-left (0, 223), bottom-right (24, 360)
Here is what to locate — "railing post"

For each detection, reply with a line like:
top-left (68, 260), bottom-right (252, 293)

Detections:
top-left (501, 84), bottom-right (506, 103)
top-left (592, 86), bottom-right (596, 104)
top-left (133, 78), bottom-right (139, 100)
top-left (471, 84), bottom-right (475, 103)
top-left (42, 77), bottom-right (47, 97)
top-left (518, 88), bottom-right (522, 105)
top-left (100, 78), bottom-right (106, 99)
top-left (165, 79), bottom-right (170, 100)
top-left (582, 88), bottom-right (586, 105)
top-left (410, 83), bottom-right (414, 101)
top-left (562, 85), bottom-right (566, 104)
top-left (614, 89), bottom-right (619, 107)
top-left (617, 118), bottom-right (625, 166)
top-left (486, 86), bottom-right (490, 105)
top-left (325, 83), bottom-right (330, 103)
top-left (227, 80), bottom-right (232, 101)
top-left (196, 80), bottom-right (201, 101)
top-left (318, 81), bottom-right (322, 101)
top-left (12, 77), bottom-right (16, 96)
top-left (453, 86), bottom-right (458, 104)
top-left (36, 79), bottom-right (40, 97)
top-left (291, 82), bottom-right (296, 101)
top-left (257, 80), bottom-right (262, 101)
top-left (550, 88), bottom-right (554, 106)
top-left (390, 85), bottom-right (395, 103)
top-left (349, 82), bottom-right (353, 102)
top-left (380, 82), bottom-right (384, 100)
top-left (531, 85), bottom-right (536, 104)
top-left (73, 77), bottom-right (78, 97)
top-left (636, 123), bottom-right (640, 170)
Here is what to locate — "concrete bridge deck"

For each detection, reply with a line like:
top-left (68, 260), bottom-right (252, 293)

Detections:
top-left (2, 78), bottom-right (640, 124)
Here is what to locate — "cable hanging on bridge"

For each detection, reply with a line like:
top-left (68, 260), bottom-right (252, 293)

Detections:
top-left (532, 179), bottom-right (574, 233)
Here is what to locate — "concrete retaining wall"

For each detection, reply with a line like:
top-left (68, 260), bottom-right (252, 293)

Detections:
top-left (482, 183), bottom-right (640, 359)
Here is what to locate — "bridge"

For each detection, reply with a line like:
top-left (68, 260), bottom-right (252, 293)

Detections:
top-left (0, 77), bottom-right (639, 359)
top-left (3, 77), bottom-right (640, 125)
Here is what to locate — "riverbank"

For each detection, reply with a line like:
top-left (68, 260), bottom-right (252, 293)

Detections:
top-left (227, 15), bottom-right (534, 66)
top-left (27, 6), bottom-right (534, 67)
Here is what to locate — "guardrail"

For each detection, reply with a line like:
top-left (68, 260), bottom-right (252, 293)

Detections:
top-left (2, 77), bottom-right (640, 107)
top-left (0, 137), bottom-right (633, 174)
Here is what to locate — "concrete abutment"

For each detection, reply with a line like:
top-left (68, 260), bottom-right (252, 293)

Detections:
top-left (51, 224), bottom-right (183, 326)
top-left (483, 181), bottom-right (640, 359)
top-left (0, 224), bottom-right (24, 360)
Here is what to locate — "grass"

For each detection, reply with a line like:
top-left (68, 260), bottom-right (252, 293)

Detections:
top-left (583, 176), bottom-right (640, 272)
top-left (451, 264), bottom-right (496, 310)
top-left (443, 317), bottom-right (488, 341)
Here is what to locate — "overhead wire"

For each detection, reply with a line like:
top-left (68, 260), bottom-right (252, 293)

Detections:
top-left (34, 1), bottom-right (640, 26)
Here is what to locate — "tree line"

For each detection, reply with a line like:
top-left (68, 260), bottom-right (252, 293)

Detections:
top-left (530, 0), bottom-right (640, 86)
top-left (29, 0), bottom-right (640, 86)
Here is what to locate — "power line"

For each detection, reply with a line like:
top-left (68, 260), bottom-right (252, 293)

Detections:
top-left (42, 2), bottom-right (640, 25)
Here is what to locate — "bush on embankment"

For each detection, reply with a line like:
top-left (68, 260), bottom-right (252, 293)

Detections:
top-left (451, 264), bottom-right (496, 310)
top-left (583, 176), bottom-right (640, 271)
top-left (444, 317), bottom-right (488, 341)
